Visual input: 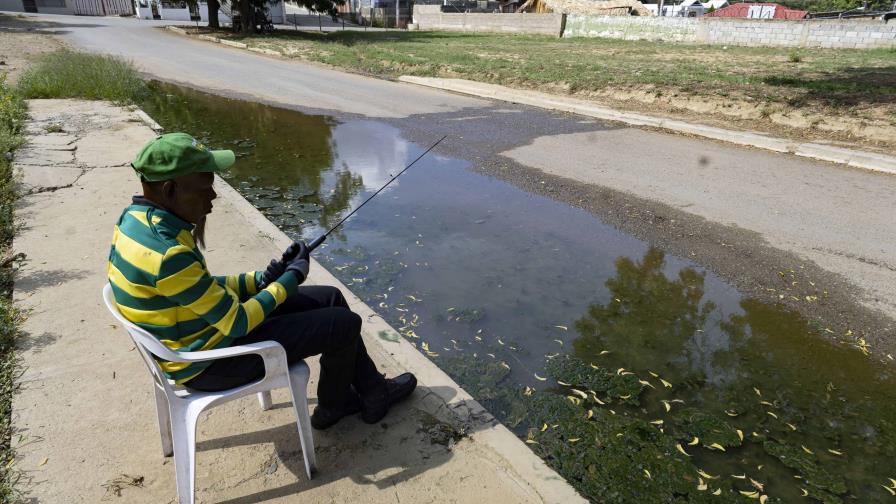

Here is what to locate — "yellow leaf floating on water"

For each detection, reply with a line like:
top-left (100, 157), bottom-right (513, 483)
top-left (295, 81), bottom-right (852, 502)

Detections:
top-left (759, 400), bottom-right (775, 407)
top-left (644, 469), bottom-right (651, 479)
top-left (737, 429), bottom-right (744, 442)
top-left (750, 478), bottom-right (765, 492)
top-left (619, 394), bottom-right (631, 400)
top-left (650, 420), bottom-right (664, 425)
top-left (648, 371), bottom-right (660, 378)
top-left (732, 474), bottom-right (746, 480)
top-left (38, 457), bottom-right (48, 467)
top-left (801, 445), bottom-right (814, 455)
top-left (759, 495), bottom-right (768, 504)
top-left (554, 325), bottom-right (568, 331)
top-left (567, 396), bottom-right (582, 406)
top-left (739, 490), bottom-right (760, 498)
top-left (661, 400), bottom-right (672, 412)
top-left (697, 469), bottom-right (718, 480)
top-left (523, 386), bottom-right (534, 396)
top-left (753, 387), bottom-right (762, 397)
top-left (553, 339), bottom-right (564, 346)
top-left (593, 396), bottom-right (606, 405)
top-left (882, 485), bottom-right (896, 496)
top-left (525, 439), bottom-right (538, 445)
top-left (766, 411), bottom-right (778, 419)
top-left (786, 422), bottom-right (798, 431)
top-left (541, 423), bottom-right (548, 432)
top-left (616, 368), bottom-right (626, 375)
top-left (800, 488), bottom-right (809, 497)
top-left (568, 438), bottom-right (580, 443)
top-left (712, 489), bottom-right (721, 496)
top-left (571, 388), bottom-right (588, 399)
top-left (500, 361), bottom-right (511, 370)
top-left (697, 477), bottom-right (707, 491)
top-left (675, 443), bottom-right (691, 457)
top-left (599, 350), bottom-right (611, 356)
top-left (534, 373), bottom-right (547, 381)
top-left (887, 477), bottom-right (896, 488)
top-left (557, 380), bottom-right (571, 386)
top-left (587, 409), bottom-right (594, 420)
top-left (639, 380), bottom-right (656, 389)
top-left (497, 338), bottom-right (505, 345)
top-left (688, 437), bottom-right (700, 446)
top-left (660, 379), bottom-right (673, 388)
top-left (827, 449), bottom-right (843, 456)
top-left (725, 410), bottom-right (739, 417)
top-left (707, 443), bottom-right (726, 452)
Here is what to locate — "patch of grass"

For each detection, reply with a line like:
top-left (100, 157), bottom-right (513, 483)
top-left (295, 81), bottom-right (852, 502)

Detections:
top-left (222, 30), bottom-right (895, 116)
top-left (0, 74), bottom-right (26, 502)
top-left (17, 50), bottom-right (147, 103)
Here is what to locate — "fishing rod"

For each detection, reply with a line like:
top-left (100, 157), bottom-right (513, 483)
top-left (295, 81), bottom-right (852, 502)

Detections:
top-left (299, 135), bottom-right (448, 254)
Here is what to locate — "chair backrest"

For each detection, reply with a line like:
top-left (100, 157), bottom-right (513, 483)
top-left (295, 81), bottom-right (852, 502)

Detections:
top-left (102, 284), bottom-right (179, 394)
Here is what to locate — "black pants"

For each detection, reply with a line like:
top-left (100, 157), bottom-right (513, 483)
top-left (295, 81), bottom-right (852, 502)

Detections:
top-left (186, 286), bottom-right (384, 409)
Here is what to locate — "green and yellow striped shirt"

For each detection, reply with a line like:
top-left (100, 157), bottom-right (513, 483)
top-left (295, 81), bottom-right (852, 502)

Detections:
top-left (108, 197), bottom-right (298, 383)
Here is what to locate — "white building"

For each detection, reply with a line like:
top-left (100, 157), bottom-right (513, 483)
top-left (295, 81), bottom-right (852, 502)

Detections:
top-left (134, 0), bottom-right (285, 23)
top-left (645, 0), bottom-right (727, 17)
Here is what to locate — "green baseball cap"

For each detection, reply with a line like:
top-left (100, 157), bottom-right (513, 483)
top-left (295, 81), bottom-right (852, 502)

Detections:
top-left (131, 132), bottom-right (236, 182)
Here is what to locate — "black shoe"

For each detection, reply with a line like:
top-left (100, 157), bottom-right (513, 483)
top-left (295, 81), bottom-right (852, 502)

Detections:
top-left (360, 372), bottom-right (417, 424)
top-left (311, 392), bottom-right (361, 430)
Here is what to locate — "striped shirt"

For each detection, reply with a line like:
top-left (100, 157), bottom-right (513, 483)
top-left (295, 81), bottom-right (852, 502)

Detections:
top-left (108, 197), bottom-right (298, 383)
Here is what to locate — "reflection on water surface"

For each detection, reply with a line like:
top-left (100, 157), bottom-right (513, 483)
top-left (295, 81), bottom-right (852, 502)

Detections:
top-left (139, 82), bottom-right (896, 503)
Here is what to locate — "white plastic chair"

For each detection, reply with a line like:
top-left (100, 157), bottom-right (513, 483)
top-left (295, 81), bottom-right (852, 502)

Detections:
top-left (102, 284), bottom-right (316, 504)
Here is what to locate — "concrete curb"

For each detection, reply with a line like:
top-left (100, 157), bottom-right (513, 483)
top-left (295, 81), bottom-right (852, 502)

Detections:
top-left (164, 25), bottom-right (281, 56)
top-left (398, 76), bottom-right (896, 176)
top-left (220, 39), bottom-right (248, 49)
top-left (211, 178), bottom-right (587, 503)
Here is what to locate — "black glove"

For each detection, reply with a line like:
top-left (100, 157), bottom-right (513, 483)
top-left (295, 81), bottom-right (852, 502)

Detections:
top-left (258, 258), bottom-right (286, 290)
top-left (285, 253), bottom-right (310, 284)
top-left (283, 241), bottom-right (310, 263)
top-left (259, 241), bottom-right (310, 289)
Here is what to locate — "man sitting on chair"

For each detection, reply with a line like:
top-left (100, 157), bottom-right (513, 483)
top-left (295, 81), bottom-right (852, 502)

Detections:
top-left (107, 132), bottom-right (416, 430)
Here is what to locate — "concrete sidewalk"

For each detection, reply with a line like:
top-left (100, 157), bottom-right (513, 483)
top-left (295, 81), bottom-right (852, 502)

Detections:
top-left (11, 99), bottom-right (584, 503)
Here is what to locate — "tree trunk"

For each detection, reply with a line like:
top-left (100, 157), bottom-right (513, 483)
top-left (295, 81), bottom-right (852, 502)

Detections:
top-left (239, 0), bottom-right (255, 34)
top-left (207, 0), bottom-right (220, 28)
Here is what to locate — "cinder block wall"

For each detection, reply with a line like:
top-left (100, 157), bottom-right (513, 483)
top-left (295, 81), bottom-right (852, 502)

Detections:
top-left (565, 15), bottom-right (698, 41)
top-left (563, 15), bottom-right (896, 49)
top-left (413, 5), bottom-right (565, 36)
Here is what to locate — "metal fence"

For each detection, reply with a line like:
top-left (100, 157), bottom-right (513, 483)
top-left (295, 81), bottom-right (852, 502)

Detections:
top-left (72, 0), bottom-right (134, 15)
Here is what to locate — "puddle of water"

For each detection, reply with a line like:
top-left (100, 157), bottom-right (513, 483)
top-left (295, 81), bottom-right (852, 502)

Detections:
top-left (139, 82), bottom-right (896, 503)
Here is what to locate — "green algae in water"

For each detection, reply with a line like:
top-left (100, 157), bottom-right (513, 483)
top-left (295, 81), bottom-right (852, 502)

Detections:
top-left (523, 393), bottom-right (747, 503)
top-left (762, 440), bottom-right (847, 502)
top-left (673, 409), bottom-right (742, 449)
top-left (546, 355), bottom-right (644, 406)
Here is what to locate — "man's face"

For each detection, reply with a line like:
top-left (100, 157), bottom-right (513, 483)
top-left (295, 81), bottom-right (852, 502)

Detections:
top-left (167, 172), bottom-right (216, 224)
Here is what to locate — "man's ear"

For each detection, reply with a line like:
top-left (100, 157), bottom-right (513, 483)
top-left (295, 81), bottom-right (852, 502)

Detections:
top-left (162, 180), bottom-right (177, 201)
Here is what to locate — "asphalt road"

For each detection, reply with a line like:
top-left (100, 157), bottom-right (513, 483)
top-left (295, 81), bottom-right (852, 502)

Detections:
top-left (15, 13), bottom-right (896, 353)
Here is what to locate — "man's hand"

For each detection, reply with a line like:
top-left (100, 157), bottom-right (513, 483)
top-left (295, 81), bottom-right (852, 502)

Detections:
top-left (259, 241), bottom-right (310, 289)
top-left (285, 251), bottom-right (310, 284)
top-left (281, 241), bottom-right (310, 263)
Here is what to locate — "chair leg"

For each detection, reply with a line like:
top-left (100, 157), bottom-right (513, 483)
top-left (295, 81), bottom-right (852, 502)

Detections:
top-left (258, 391), bottom-right (272, 411)
top-left (170, 404), bottom-right (199, 504)
top-left (154, 385), bottom-right (174, 457)
top-left (287, 370), bottom-right (317, 478)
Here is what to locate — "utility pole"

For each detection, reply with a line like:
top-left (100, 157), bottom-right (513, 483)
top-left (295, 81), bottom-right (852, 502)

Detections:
top-left (395, 0), bottom-right (399, 28)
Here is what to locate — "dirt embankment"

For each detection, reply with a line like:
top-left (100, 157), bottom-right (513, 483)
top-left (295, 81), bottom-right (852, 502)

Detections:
top-left (0, 14), bottom-right (67, 84)
top-left (576, 84), bottom-right (896, 154)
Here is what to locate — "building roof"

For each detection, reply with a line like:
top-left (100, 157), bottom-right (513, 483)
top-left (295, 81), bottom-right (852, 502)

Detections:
top-left (704, 2), bottom-right (808, 19)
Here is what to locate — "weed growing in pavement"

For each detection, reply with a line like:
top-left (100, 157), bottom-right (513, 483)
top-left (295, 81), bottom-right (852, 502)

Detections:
top-left (788, 50), bottom-right (803, 63)
top-left (17, 50), bottom-right (147, 103)
top-left (0, 74), bottom-right (25, 502)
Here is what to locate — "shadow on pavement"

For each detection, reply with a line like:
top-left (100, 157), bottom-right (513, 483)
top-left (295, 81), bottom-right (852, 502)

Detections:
top-left (197, 385), bottom-right (494, 503)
